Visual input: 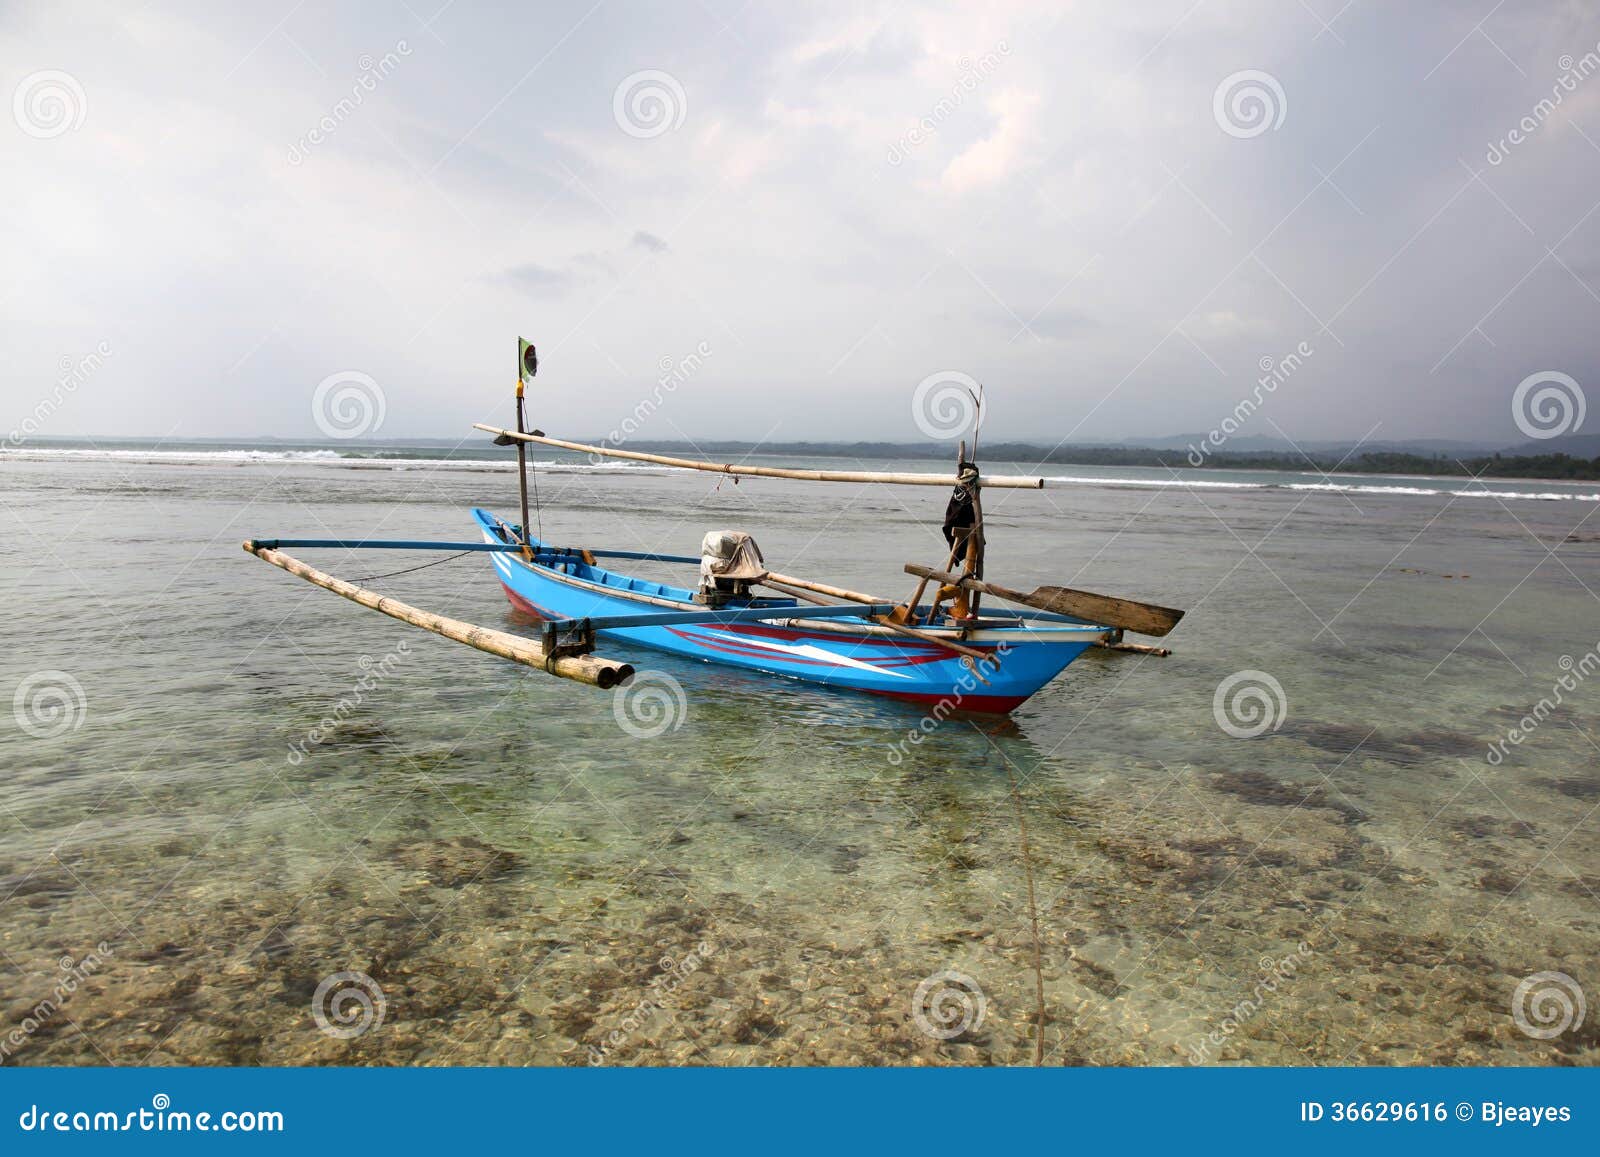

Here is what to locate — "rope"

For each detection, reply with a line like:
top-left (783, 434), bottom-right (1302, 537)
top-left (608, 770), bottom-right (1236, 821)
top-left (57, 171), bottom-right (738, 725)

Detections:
top-left (347, 550), bottom-right (475, 583)
top-left (1005, 760), bottom-right (1047, 1066)
top-left (530, 456), bottom-right (542, 543)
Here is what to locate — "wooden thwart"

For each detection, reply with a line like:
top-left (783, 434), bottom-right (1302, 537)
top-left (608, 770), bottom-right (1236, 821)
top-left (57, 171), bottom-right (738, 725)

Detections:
top-left (903, 565), bottom-right (1185, 638)
top-left (472, 425), bottom-right (1046, 489)
top-left (242, 541), bottom-right (635, 689)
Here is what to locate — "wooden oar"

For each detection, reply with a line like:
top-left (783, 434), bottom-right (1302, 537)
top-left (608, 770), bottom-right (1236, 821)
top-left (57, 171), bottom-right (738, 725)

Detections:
top-left (903, 565), bottom-right (1185, 637)
top-left (472, 425), bottom-right (1046, 489)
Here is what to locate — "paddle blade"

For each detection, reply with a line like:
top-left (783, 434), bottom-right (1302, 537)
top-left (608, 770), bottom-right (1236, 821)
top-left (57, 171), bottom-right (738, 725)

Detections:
top-left (1014, 585), bottom-right (1184, 637)
top-left (902, 563), bottom-right (1186, 637)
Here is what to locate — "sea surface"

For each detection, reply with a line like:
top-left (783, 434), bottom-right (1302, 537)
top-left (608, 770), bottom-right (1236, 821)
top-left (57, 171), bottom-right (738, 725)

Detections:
top-left (2, 442), bottom-right (1597, 1066)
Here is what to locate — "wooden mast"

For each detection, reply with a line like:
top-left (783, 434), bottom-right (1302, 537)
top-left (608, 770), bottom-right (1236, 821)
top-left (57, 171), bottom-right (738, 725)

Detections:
top-left (514, 339), bottom-right (537, 561)
top-left (514, 382), bottom-right (532, 560)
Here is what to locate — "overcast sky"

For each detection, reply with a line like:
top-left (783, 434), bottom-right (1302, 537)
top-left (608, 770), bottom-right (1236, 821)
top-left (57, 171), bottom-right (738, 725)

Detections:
top-left (4, 1), bottom-right (1598, 445)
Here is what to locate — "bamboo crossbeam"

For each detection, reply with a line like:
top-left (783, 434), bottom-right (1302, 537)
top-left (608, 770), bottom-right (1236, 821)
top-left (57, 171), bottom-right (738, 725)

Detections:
top-left (246, 539), bottom-right (700, 564)
top-left (761, 571), bottom-right (888, 607)
top-left (249, 539), bottom-right (521, 553)
top-left (242, 541), bottom-right (635, 689)
top-left (472, 425), bottom-right (1046, 489)
top-left (543, 602), bottom-right (899, 631)
top-left (1096, 639), bottom-right (1172, 656)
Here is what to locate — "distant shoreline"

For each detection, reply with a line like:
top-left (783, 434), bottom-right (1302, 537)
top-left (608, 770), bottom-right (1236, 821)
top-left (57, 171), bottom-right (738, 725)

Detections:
top-left (11, 436), bottom-right (1598, 483)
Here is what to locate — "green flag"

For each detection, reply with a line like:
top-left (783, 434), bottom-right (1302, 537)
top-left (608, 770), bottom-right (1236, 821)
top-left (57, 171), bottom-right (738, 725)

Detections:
top-left (518, 337), bottom-right (537, 382)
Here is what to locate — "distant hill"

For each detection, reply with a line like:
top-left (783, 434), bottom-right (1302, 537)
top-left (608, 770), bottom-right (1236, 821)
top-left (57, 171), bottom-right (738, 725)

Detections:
top-left (1499, 433), bottom-right (1600, 458)
top-left (1126, 434), bottom-right (1503, 455)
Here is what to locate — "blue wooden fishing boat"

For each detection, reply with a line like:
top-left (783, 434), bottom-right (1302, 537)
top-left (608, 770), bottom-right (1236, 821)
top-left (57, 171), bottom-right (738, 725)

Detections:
top-left (244, 338), bottom-right (1184, 714)
top-left (468, 508), bottom-right (1110, 713)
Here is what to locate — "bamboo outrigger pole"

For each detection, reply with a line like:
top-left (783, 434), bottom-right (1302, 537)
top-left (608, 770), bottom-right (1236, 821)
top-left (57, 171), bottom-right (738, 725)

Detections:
top-left (242, 541), bottom-right (635, 689)
top-left (472, 425), bottom-right (1047, 489)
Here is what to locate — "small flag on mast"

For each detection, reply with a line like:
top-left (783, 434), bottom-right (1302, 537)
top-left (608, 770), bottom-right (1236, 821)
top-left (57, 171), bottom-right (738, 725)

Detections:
top-left (518, 337), bottom-right (537, 382)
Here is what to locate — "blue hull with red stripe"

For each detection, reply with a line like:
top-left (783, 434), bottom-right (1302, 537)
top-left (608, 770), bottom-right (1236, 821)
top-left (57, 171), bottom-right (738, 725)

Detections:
top-left (472, 508), bottom-right (1106, 713)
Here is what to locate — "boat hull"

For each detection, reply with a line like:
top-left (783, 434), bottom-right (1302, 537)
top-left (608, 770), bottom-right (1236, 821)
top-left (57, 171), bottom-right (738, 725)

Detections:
top-left (472, 509), bottom-right (1103, 712)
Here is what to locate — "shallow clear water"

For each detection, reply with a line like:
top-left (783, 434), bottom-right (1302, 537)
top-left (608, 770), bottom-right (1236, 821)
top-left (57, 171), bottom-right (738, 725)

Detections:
top-left (2, 452), bottom-right (1597, 1066)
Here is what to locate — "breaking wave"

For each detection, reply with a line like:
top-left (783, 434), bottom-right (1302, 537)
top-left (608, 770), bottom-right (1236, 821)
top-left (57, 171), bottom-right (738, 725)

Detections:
top-left (0, 445), bottom-right (675, 475)
top-left (1038, 473), bottom-right (1599, 502)
top-left (3, 444), bottom-right (1594, 501)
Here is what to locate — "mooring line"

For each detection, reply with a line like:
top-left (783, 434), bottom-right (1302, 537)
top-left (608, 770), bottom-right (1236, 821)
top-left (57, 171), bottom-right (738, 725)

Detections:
top-left (348, 550), bottom-right (475, 583)
top-left (1005, 760), bottom-right (1047, 1066)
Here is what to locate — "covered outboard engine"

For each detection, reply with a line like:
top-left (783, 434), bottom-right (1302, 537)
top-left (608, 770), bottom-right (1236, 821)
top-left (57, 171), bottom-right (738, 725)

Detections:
top-left (698, 531), bottom-right (765, 605)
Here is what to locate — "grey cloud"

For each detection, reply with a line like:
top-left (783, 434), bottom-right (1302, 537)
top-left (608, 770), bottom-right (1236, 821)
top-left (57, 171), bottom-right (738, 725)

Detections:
top-left (3, 2), bottom-right (1596, 442)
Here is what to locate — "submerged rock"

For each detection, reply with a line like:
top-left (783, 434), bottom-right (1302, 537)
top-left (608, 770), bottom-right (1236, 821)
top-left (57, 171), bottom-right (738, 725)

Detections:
top-left (1275, 720), bottom-right (1482, 767)
top-left (1538, 776), bottom-right (1600, 801)
top-left (390, 836), bottom-right (523, 888)
top-left (1205, 770), bottom-right (1367, 824)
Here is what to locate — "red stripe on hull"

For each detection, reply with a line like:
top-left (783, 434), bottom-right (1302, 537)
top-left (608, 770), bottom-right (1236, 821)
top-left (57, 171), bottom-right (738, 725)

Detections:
top-left (499, 581), bottom-right (1028, 711)
top-left (671, 631), bottom-right (840, 668)
top-left (717, 621), bottom-right (951, 653)
top-left (664, 627), bottom-right (950, 669)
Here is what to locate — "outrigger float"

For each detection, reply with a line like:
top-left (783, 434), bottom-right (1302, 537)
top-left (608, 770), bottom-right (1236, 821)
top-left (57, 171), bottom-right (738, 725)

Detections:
top-left (244, 339), bottom-right (1185, 713)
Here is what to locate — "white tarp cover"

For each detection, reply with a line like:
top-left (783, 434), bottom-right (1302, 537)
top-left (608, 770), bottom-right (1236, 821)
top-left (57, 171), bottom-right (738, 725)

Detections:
top-left (700, 530), bottom-right (766, 585)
